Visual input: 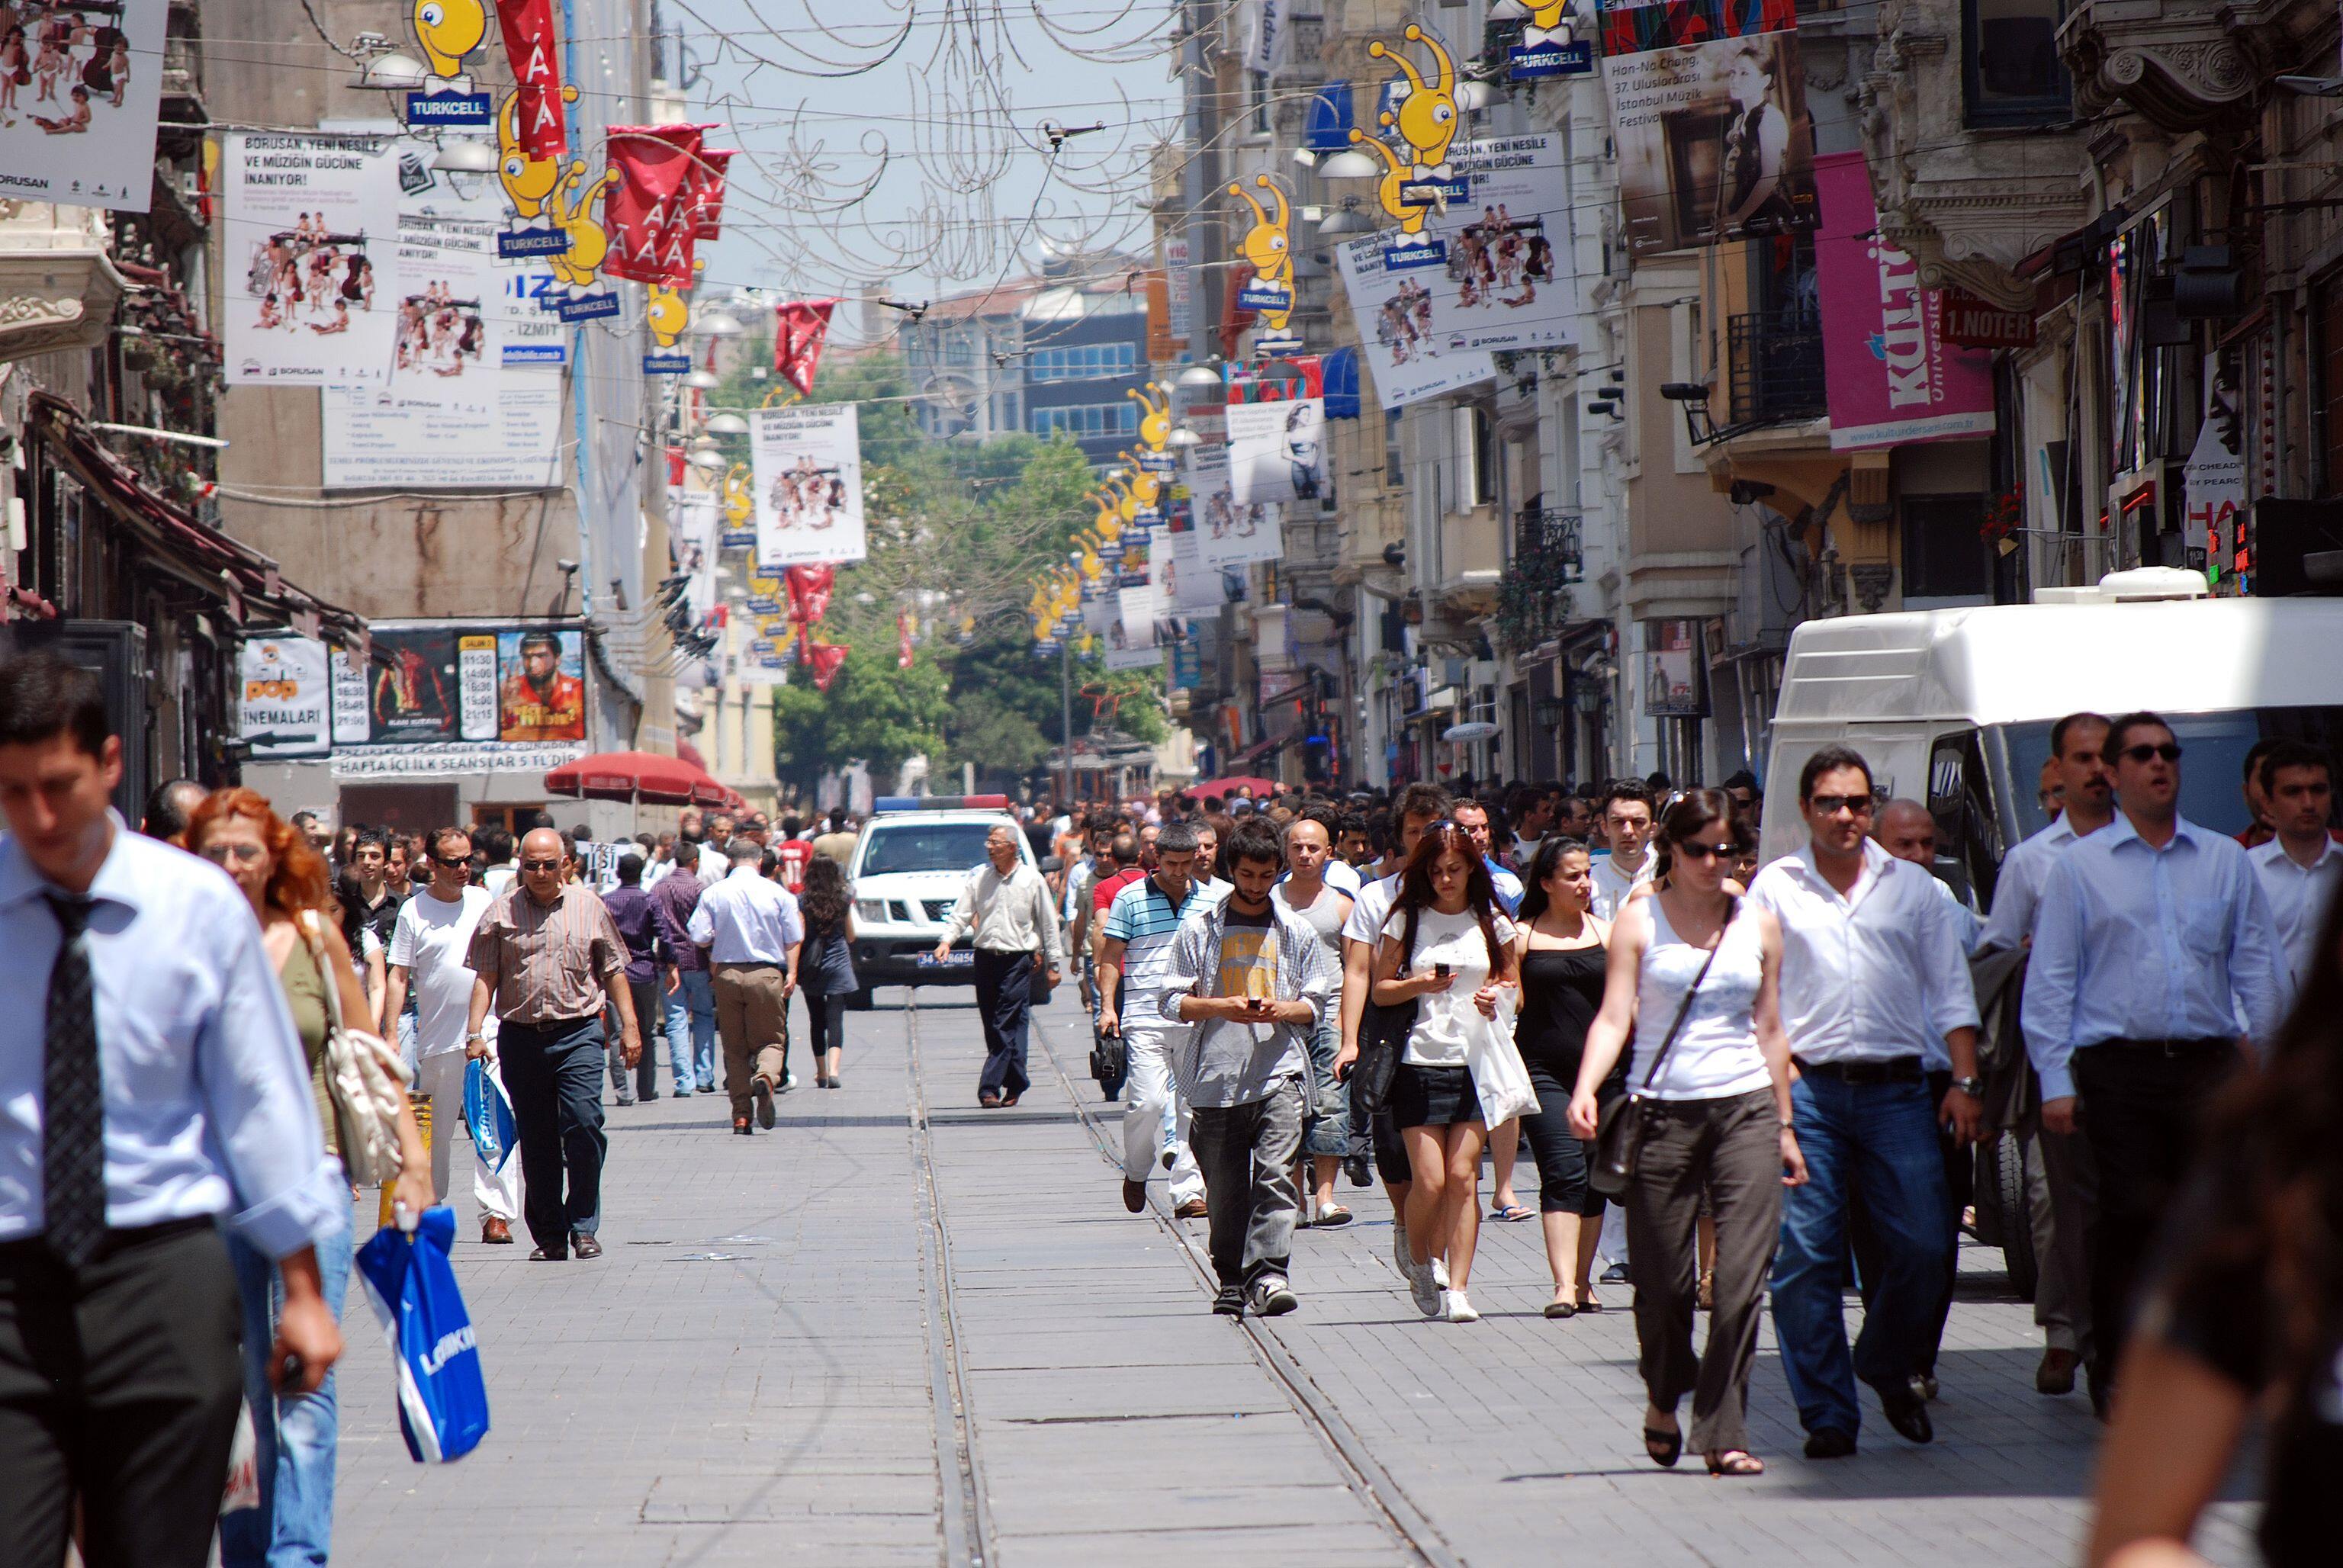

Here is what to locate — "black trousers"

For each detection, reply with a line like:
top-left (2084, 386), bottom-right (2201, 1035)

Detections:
top-left (2072, 1039), bottom-right (2239, 1390)
top-left (501, 1015), bottom-right (609, 1252)
top-left (1849, 1070), bottom-right (1970, 1377)
top-left (0, 1221), bottom-right (244, 1567)
top-left (803, 988), bottom-right (847, 1060)
top-left (972, 948), bottom-right (1035, 1100)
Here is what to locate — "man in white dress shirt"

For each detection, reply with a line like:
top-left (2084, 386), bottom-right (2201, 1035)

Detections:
top-left (1746, 747), bottom-right (1983, 1458)
top-left (1589, 780), bottom-right (1656, 919)
top-left (2245, 741), bottom-right (2343, 988)
top-left (2023, 711), bottom-right (2290, 1416)
top-left (688, 838), bottom-right (804, 1134)
top-left (935, 824), bottom-right (1065, 1108)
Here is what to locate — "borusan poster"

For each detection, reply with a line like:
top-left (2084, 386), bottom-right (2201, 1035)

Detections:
top-left (223, 133), bottom-right (403, 384)
top-left (1335, 234), bottom-right (1499, 410)
top-left (0, 1), bottom-right (167, 211)
top-left (751, 404), bottom-right (867, 569)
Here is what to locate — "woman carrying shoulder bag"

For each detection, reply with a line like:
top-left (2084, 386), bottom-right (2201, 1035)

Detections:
top-left (797, 856), bottom-right (858, 1088)
top-left (1567, 789), bottom-right (1804, 1478)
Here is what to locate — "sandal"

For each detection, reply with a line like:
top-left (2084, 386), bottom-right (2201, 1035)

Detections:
top-left (1643, 1420), bottom-right (1683, 1469)
top-left (1313, 1203), bottom-right (1353, 1226)
top-left (1575, 1291), bottom-right (1603, 1313)
top-left (1490, 1203), bottom-right (1535, 1223)
top-left (1542, 1296), bottom-right (1577, 1319)
top-left (1705, 1449), bottom-right (1764, 1477)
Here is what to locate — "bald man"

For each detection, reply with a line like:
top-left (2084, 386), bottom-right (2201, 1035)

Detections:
top-left (467, 827), bottom-right (639, 1261)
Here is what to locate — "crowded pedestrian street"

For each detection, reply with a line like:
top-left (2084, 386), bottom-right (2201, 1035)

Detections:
top-left (320, 988), bottom-right (2255, 1568)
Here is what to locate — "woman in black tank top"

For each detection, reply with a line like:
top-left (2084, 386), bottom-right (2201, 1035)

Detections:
top-left (1511, 837), bottom-right (1619, 1316)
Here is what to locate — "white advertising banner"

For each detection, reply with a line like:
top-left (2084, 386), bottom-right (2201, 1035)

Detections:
top-left (752, 404), bottom-right (867, 568)
top-left (1185, 442), bottom-right (1284, 571)
top-left (1225, 397), bottom-right (1324, 508)
top-left (223, 133), bottom-right (403, 384)
top-left (1421, 133), bottom-right (1581, 352)
top-left (670, 487), bottom-right (722, 624)
top-left (1105, 544), bottom-right (1165, 672)
top-left (0, 2), bottom-right (167, 211)
top-left (1164, 495), bottom-right (1227, 611)
top-left (239, 635), bottom-right (331, 757)
top-left (1335, 234), bottom-right (1499, 410)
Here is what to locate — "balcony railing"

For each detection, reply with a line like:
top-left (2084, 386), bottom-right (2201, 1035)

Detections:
top-left (1724, 309), bottom-right (1827, 432)
top-left (1496, 508), bottom-right (1584, 651)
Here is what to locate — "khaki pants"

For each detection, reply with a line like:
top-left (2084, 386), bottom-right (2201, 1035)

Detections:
top-left (712, 962), bottom-right (791, 1121)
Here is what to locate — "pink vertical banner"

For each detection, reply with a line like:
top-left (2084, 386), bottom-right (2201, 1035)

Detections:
top-left (1814, 151), bottom-right (1997, 451)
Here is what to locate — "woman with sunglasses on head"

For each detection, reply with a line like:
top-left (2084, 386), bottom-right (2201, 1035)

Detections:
top-left (1371, 821), bottom-right (1521, 1324)
top-left (1569, 789), bottom-right (1805, 1477)
top-left (187, 789), bottom-right (431, 1568)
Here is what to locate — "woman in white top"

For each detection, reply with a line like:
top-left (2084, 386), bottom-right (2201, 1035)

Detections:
top-left (1371, 821), bottom-right (1519, 1324)
top-left (1570, 789), bottom-right (1805, 1478)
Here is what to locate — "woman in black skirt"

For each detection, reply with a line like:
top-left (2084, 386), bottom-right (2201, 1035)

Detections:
top-left (797, 856), bottom-right (859, 1087)
top-left (1512, 837), bottom-right (1618, 1317)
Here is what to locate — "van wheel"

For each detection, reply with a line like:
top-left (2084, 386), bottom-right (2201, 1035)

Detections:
top-left (1994, 1133), bottom-right (2039, 1303)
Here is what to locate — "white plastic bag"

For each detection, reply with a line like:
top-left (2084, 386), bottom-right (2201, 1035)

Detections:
top-left (220, 1399), bottom-right (260, 1515)
top-left (1465, 993), bottom-right (1540, 1126)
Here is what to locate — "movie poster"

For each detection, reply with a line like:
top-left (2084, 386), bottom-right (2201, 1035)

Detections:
top-left (223, 133), bottom-right (403, 384)
top-left (496, 628), bottom-right (587, 742)
top-left (751, 403), bottom-right (866, 569)
top-left (0, 0), bottom-right (167, 211)
top-left (366, 628), bottom-right (461, 742)
top-left (239, 635), bottom-right (331, 757)
top-left (1599, 0), bottom-right (1818, 258)
top-left (1225, 396), bottom-right (1324, 508)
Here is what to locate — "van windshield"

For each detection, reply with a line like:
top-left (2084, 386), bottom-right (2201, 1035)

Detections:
top-left (857, 822), bottom-right (1001, 878)
top-left (2000, 707), bottom-right (2343, 840)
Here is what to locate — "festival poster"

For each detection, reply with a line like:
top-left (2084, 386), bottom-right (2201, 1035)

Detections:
top-left (239, 635), bottom-right (332, 757)
top-left (366, 628), bottom-right (461, 742)
top-left (1599, 0), bottom-right (1819, 258)
top-left (0, 0), bottom-right (166, 211)
top-left (223, 133), bottom-right (403, 384)
top-left (1335, 233), bottom-right (1499, 410)
top-left (1224, 396), bottom-right (1323, 509)
top-left (750, 403), bottom-right (866, 568)
top-left (496, 628), bottom-right (587, 742)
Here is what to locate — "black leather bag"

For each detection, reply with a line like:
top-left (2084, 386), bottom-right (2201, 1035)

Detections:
top-left (1349, 906), bottom-right (1422, 1120)
top-left (1588, 900), bottom-right (1738, 1200)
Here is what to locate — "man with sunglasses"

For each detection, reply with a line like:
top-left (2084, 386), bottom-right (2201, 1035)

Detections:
top-left (1746, 744), bottom-right (1983, 1459)
top-left (387, 827), bottom-right (523, 1244)
top-left (2025, 711), bottom-right (2290, 1415)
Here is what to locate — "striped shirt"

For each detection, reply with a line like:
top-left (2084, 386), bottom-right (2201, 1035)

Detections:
top-left (467, 882), bottom-right (628, 1025)
top-left (1103, 874), bottom-right (1224, 1012)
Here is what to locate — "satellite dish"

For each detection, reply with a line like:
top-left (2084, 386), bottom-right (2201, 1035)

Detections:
top-left (1442, 720), bottom-right (1500, 743)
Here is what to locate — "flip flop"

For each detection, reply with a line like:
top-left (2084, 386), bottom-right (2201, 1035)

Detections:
top-left (1490, 1203), bottom-right (1535, 1223)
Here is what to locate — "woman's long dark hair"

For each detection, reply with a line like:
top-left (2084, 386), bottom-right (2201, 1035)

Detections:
top-left (1390, 821), bottom-right (1512, 980)
top-left (1515, 836), bottom-right (1592, 926)
top-left (1649, 788), bottom-right (1753, 887)
top-left (799, 855), bottom-right (849, 935)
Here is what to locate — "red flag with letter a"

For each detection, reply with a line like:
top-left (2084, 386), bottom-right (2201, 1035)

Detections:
top-left (494, 0), bottom-right (567, 159)
top-left (785, 564), bottom-right (835, 625)
top-left (603, 125), bottom-right (702, 288)
top-left (898, 612), bottom-right (914, 669)
top-left (689, 149), bottom-right (734, 240)
top-left (773, 299), bottom-right (839, 397)
top-left (798, 626), bottom-right (848, 691)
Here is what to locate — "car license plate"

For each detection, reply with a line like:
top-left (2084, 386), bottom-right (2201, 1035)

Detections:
top-left (917, 950), bottom-right (974, 969)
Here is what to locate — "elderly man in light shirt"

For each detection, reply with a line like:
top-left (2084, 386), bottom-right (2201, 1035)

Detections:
top-left (1746, 747), bottom-right (1983, 1460)
top-left (2245, 741), bottom-right (2343, 988)
top-left (688, 837), bottom-right (804, 1134)
top-left (935, 823), bottom-right (1064, 1108)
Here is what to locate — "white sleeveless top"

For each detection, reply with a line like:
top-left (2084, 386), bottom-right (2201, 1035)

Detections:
top-left (1631, 897), bottom-right (1771, 1101)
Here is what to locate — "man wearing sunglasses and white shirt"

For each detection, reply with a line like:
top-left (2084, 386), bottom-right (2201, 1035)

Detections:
top-left (1744, 744), bottom-right (1984, 1460)
top-left (2023, 711), bottom-right (2291, 1419)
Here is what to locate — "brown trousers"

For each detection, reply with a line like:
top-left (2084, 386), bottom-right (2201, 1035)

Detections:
top-left (712, 962), bottom-right (791, 1120)
top-left (1624, 1087), bottom-right (1783, 1454)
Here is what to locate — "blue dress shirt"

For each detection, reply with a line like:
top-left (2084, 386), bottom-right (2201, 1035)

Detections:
top-left (2021, 813), bottom-right (2292, 1102)
top-left (0, 818), bottom-right (341, 1259)
top-left (1978, 815), bottom-right (2082, 953)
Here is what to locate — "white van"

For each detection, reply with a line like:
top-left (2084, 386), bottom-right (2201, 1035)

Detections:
top-left (1760, 568), bottom-right (2343, 911)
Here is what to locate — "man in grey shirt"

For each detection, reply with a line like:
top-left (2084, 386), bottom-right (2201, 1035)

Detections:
top-left (1159, 819), bottom-right (1337, 1318)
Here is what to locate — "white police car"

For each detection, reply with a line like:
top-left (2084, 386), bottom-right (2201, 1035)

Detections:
top-left (845, 796), bottom-right (1049, 1005)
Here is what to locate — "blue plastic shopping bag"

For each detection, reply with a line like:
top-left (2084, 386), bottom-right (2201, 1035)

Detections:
top-left (355, 1205), bottom-right (490, 1462)
top-left (462, 1058), bottom-right (517, 1174)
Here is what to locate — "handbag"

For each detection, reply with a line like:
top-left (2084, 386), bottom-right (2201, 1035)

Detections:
top-left (1350, 905), bottom-right (1422, 1120)
top-left (1588, 898), bottom-right (1738, 1200)
top-left (1465, 991), bottom-right (1540, 1126)
top-left (299, 910), bottom-right (413, 1187)
top-left (354, 1206), bottom-right (490, 1462)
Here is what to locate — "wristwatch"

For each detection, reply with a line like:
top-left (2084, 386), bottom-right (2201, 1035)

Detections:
top-left (464, 1030), bottom-right (485, 1043)
top-left (1949, 1075), bottom-right (1985, 1098)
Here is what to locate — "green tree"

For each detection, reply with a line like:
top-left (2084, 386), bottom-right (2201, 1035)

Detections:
top-left (770, 643), bottom-right (950, 791)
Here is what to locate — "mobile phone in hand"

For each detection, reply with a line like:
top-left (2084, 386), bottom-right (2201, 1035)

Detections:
top-left (1434, 962), bottom-right (1451, 979)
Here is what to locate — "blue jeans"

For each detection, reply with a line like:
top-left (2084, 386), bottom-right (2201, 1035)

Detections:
top-left (221, 1203), bottom-right (354, 1568)
top-left (665, 969), bottom-right (718, 1094)
top-left (1769, 1072), bottom-right (1950, 1439)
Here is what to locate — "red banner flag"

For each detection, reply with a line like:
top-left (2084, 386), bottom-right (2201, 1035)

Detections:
top-left (493, 0), bottom-right (566, 159)
top-left (604, 125), bottom-right (702, 288)
top-left (784, 564), bottom-right (835, 625)
top-left (798, 627), bottom-right (848, 691)
top-left (689, 149), bottom-right (734, 241)
top-left (773, 299), bottom-right (838, 397)
top-left (897, 612), bottom-right (914, 669)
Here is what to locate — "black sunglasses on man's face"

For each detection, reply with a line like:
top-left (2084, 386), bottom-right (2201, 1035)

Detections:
top-left (2116, 742), bottom-right (2182, 765)
top-left (519, 857), bottom-right (562, 872)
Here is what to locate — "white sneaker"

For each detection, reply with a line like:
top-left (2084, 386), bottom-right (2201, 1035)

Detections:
top-left (1406, 1253), bottom-right (1442, 1317)
top-left (1392, 1220), bottom-right (1411, 1276)
top-left (1443, 1290), bottom-right (1479, 1323)
top-left (1432, 1256), bottom-right (1450, 1290)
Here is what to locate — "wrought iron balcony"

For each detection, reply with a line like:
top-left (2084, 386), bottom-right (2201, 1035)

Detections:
top-left (1496, 508), bottom-right (1584, 651)
top-left (1724, 309), bottom-right (1827, 432)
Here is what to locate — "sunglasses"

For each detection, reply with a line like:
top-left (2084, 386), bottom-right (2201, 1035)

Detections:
top-left (519, 858), bottom-right (562, 872)
top-left (431, 853), bottom-right (469, 869)
top-left (1673, 840), bottom-right (1736, 864)
top-left (1809, 793), bottom-right (1875, 816)
top-left (198, 841), bottom-right (268, 866)
top-left (2116, 743), bottom-right (2183, 764)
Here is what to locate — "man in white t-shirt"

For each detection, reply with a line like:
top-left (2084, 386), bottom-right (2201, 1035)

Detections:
top-left (385, 826), bottom-right (524, 1243)
top-left (1590, 781), bottom-right (1657, 918)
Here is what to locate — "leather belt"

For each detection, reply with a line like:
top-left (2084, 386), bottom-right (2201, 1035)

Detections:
top-left (2087, 1036), bottom-right (2233, 1057)
top-left (1793, 1055), bottom-right (1924, 1084)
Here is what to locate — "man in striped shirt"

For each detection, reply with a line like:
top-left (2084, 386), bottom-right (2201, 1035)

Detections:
top-left (1099, 820), bottom-right (1223, 1218)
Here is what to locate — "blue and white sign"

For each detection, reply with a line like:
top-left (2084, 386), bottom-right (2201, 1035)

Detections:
top-left (643, 351), bottom-right (692, 374)
top-left (498, 227), bottom-right (568, 259)
top-left (1237, 283), bottom-right (1294, 313)
top-left (406, 91), bottom-right (493, 127)
top-left (1139, 451), bottom-right (1178, 475)
top-left (1398, 177), bottom-right (1470, 206)
top-left (1384, 239), bottom-right (1448, 270)
top-left (1509, 40), bottom-right (1592, 79)
top-left (556, 292), bottom-right (620, 323)
top-left (503, 342), bottom-right (565, 367)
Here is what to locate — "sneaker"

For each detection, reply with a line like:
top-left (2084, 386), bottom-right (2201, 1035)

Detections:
top-left (1249, 1275), bottom-right (1298, 1316)
top-left (1406, 1255), bottom-right (1441, 1318)
top-left (1431, 1256), bottom-right (1450, 1290)
top-left (1212, 1284), bottom-right (1245, 1317)
top-left (779, 1070), bottom-right (799, 1094)
top-left (1442, 1290), bottom-right (1479, 1323)
top-left (752, 1075), bottom-right (776, 1129)
top-left (1392, 1220), bottom-right (1411, 1276)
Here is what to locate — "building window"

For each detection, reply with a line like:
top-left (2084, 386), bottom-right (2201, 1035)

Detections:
top-left (1963, 0), bottom-right (2070, 127)
top-left (1384, 408), bottom-right (1403, 487)
top-left (1029, 403), bottom-right (1139, 439)
top-left (1026, 343), bottom-right (1136, 382)
top-left (1901, 495), bottom-right (1993, 600)
top-left (943, 335), bottom-right (974, 368)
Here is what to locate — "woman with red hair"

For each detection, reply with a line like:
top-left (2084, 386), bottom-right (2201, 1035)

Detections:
top-left (186, 788), bottom-right (429, 1568)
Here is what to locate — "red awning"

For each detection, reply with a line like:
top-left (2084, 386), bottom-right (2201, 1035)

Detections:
top-left (544, 750), bottom-right (730, 806)
top-left (1184, 773), bottom-right (1278, 799)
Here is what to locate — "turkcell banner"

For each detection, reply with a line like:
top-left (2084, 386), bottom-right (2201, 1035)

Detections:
top-left (239, 635), bottom-right (333, 757)
top-left (1599, 0), bottom-right (1820, 258)
top-left (1813, 152), bottom-right (1994, 451)
top-left (223, 133), bottom-right (403, 384)
top-left (1335, 234), bottom-right (1499, 410)
top-left (751, 404), bottom-right (867, 569)
top-left (0, 1), bottom-right (167, 210)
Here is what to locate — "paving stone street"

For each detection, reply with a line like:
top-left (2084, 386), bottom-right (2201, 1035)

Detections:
top-left (329, 991), bottom-right (2263, 1566)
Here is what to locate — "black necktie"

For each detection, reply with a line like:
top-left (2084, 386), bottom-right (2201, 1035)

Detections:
top-left (42, 894), bottom-right (105, 1267)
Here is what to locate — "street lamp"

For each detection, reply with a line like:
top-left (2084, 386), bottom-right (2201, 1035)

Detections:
top-left (684, 369), bottom-right (721, 390)
top-left (429, 139), bottom-right (499, 173)
top-left (358, 51), bottom-right (427, 89)
top-left (1177, 359), bottom-right (1223, 389)
top-left (1313, 147), bottom-right (1380, 180)
top-left (1317, 201), bottom-right (1374, 236)
top-left (704, 412), bottom-right (750, 436)
top-left (692, 306), bottom-right (744, 339)
top-left (1168, 425), bottom-right (1202, 448)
